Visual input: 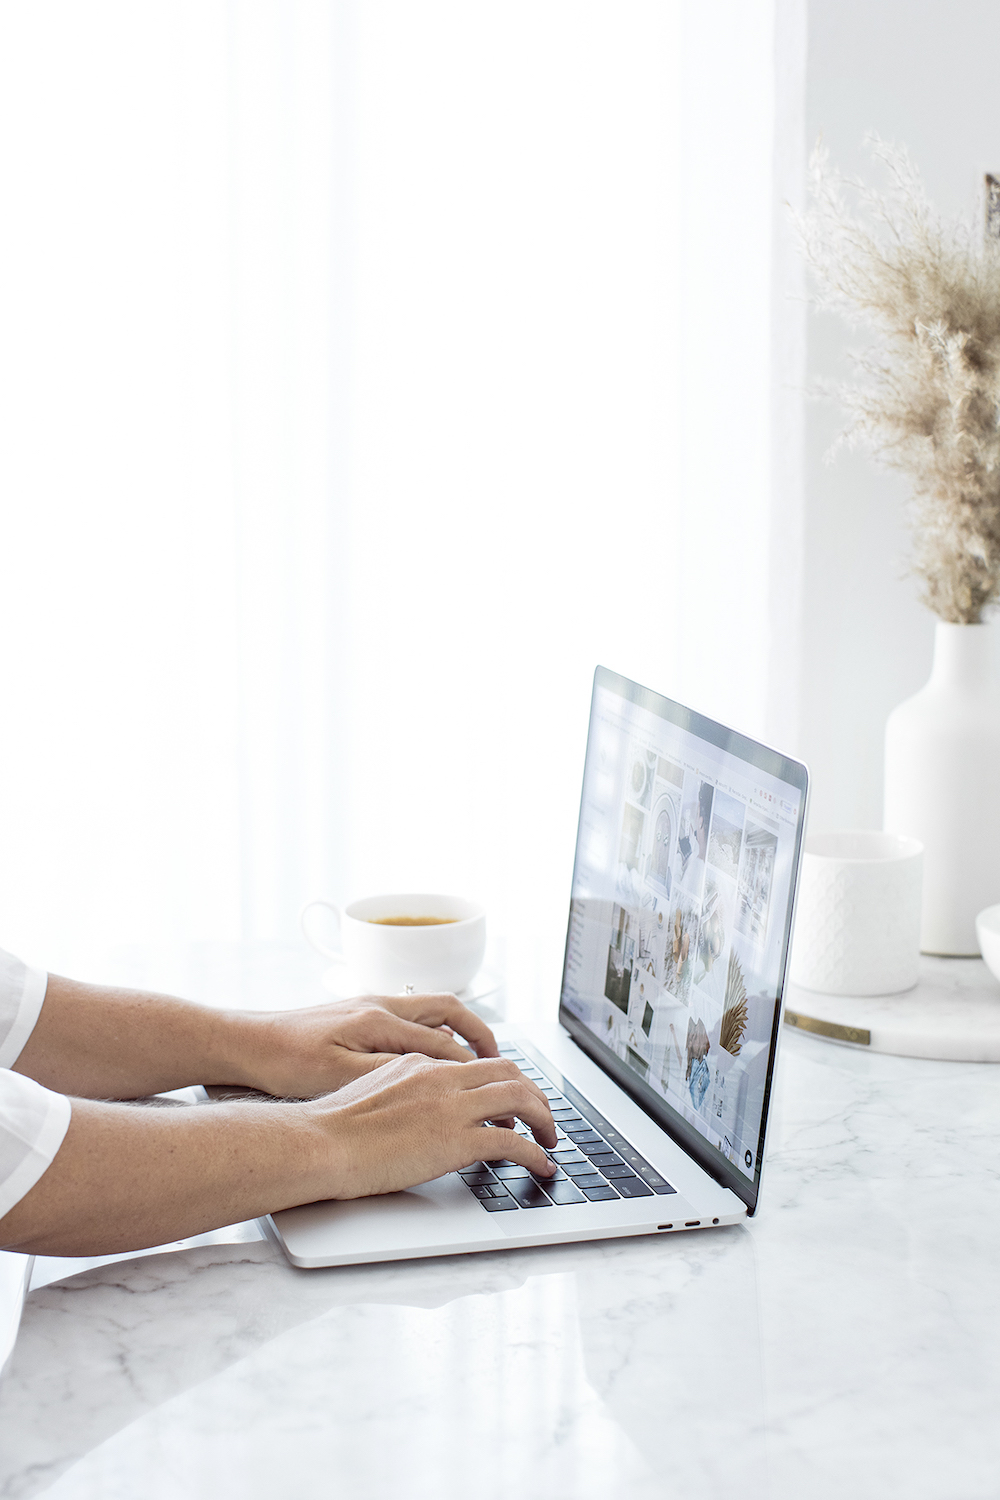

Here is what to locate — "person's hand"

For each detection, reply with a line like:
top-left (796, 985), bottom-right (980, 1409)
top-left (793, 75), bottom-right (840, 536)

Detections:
top-left (236, 992), bottom-right (500, 1097)
top-left (307, 1053), bottom-right (557, 1199)
top-left (0, 1053), bottom-right (557, 1257)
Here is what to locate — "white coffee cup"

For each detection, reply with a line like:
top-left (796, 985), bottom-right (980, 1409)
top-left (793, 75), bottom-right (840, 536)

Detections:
top-left (790, 830), bottom-right (923, 996)
top-left (300, 893), bottom-right (486, 996)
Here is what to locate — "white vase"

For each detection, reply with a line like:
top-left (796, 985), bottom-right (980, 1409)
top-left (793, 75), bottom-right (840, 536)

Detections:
top-left (884, 621), bottom-right (1000, 955)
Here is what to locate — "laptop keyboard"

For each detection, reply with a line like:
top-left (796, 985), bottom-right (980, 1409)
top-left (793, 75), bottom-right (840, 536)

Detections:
top-left (458, 1041), bottom-right (676, 1212)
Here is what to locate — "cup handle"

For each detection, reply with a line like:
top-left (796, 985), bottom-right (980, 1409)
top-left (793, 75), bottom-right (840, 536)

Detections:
top-left (300, 900), bottom-right (348, 963)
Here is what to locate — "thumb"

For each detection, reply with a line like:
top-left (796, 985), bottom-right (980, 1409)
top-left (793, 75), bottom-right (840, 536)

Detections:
top-left (334, 1051), bottom-right (397, 1088)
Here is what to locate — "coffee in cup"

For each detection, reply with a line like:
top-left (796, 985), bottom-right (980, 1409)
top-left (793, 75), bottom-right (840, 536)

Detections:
top-left (369, 916), bottom-right (457, 927)
top-left (300, 893), bottom-right (486, 995)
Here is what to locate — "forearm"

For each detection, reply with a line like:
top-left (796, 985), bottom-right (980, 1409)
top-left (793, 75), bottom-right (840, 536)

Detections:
top-left (0, 1096), bottom-right (329, 1256)
top-left (12, 976), bottom-right (261, 1099)
top-left (0, 1053), bottom-right (558, 1257)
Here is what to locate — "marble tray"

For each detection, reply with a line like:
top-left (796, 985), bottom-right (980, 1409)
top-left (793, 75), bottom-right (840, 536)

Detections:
top-left (783, 954), bottom-right (1000, 1061)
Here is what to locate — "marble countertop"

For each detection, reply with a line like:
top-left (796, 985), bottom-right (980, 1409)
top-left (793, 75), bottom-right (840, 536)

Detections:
top-left (1, 943), bottom-right (998, 1500)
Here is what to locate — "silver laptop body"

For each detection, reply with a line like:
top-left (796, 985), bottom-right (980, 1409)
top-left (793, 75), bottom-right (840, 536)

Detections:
top-left (268, 668), bottom-right (809, 1269)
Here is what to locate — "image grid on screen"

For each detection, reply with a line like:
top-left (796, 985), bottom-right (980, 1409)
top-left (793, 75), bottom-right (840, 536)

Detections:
top-left (561, 684), bottom-right (802, 1182)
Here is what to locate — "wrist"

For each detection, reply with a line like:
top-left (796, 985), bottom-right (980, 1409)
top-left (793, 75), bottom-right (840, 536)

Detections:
top-left (212, 1011), bottom-right (316, 1098)
top-left (295, 1098), bottom-right (353, 1200)
top-left (199, 1010), bottom-right (276, 1092)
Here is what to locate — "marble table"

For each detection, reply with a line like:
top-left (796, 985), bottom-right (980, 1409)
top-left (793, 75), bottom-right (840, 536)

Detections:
top-left (1, 943), bottom-right (998, 1500)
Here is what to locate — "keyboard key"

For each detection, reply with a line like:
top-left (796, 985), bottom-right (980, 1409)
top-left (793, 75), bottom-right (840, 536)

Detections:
top-left (530, 1169), bottom-right (565, 1184)
top-left (493, 1164), bottom-right (532, 1179)
top-left (459, 1170), bottom-right (497, 1186)
top-left (541, 1178), bottom-right (586, 1205)
top-left (582, 1184), bottom-right (619, 1201)
top-left (615, 1178), bottom-right (655, 1198)
top-left (505, 1179), bottom-right (554, 1209)
top-left (480, 1196), bottom-right (520, 1212)
top-left (483, 1046), bottom-right (675, 1206)
top-left (471, 1184), bottom-right (505, 1200)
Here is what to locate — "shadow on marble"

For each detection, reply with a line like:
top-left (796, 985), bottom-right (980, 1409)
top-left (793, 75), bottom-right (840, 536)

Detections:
top-left (0, 1226), bottom-right (765, 1500)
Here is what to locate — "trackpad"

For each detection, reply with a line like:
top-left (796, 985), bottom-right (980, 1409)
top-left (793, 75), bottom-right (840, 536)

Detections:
top-left (271, 1174), bottom-right (496, 1267)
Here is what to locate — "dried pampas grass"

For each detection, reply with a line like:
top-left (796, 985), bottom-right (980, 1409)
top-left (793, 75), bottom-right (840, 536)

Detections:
top-left (796, 136), bottom-right (1000, 623)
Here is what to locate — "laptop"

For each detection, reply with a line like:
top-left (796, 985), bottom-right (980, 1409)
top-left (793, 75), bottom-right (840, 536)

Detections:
top-left (267, 667), bottom-right (809, 1268)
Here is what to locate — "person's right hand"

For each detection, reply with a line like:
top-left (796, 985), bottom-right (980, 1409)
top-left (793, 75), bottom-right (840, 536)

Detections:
top-left (0, 1053), bottom-right (557, 1259)
top-left (308, 1053), bottom-right (557, 1200)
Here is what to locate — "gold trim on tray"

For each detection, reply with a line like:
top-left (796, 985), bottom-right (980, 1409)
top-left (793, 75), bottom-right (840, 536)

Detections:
top-left (784, 1009), bottom-right (871, 1047)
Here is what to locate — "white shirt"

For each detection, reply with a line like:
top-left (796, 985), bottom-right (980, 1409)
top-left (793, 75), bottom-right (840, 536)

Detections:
top-left (0, 951), bottom-right (71, 1223)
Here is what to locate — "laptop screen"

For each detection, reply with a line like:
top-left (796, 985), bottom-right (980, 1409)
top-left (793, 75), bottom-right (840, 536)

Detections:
top-left (558, 667), bottom-right (809, 1212)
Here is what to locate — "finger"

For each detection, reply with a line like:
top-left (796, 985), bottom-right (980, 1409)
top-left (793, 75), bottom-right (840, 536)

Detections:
top-left (472, 1125), bottom-right (556, 1176)
top-left (465, 1079), bottom-right (557, 1148)
top-left (448, 1057), bottom-right (554, 1116)
top-left (363, 1015), bottom-right (476, 1063)
top-left (379, 993), bottom-right (500, 1058)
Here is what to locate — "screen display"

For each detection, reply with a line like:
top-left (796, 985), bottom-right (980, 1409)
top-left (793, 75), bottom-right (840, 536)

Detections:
top-left (559, 668), bottom-right (808, 1206)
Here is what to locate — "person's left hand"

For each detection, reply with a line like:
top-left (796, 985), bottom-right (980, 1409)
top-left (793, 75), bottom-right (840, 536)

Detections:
top-left (234, 992), bottom-right (500, 1098)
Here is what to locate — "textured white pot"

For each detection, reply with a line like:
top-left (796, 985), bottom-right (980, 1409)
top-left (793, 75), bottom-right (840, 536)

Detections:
top-left (790, 831), bottom-right (923, 995)
top-left (884, 621), bottom-right (1000, 955)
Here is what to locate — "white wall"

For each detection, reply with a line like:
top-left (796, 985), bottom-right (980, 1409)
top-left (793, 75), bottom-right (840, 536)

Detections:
top-left (800, 0), bottom-right (1000, 830)
top-left (341, 1), bottom-right (780, 1011)
top-left (0, 4), bottom-right (244, 974)
top-left (0, 2), bottom-right (785, 1010)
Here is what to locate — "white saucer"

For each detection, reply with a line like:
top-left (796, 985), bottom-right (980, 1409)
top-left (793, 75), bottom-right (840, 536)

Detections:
top-left (319, 964), bottom-right (505, 1016)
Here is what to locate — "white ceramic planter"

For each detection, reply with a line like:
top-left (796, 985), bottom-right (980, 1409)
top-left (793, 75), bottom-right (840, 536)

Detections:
top-left (884, 621), bottom-right (1000, 955)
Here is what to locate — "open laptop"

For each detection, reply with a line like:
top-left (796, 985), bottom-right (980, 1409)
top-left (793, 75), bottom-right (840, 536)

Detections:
top-left (267, 667), bottom-right (809, 1268)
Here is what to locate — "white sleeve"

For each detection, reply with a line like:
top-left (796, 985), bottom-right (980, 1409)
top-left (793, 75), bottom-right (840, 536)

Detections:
top-left (0, 1069), bottom-right (71, 1221)
top-left (0, 949), bottom-right (49, 1069)
top-left (0, 950), bottom-right (71, 1224)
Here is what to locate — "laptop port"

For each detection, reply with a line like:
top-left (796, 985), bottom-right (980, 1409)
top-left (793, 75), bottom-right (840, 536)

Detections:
top-left (657, 1223), bottom-right (673, 1230)
top-left (684, 1220), bottom-right (700, 1227)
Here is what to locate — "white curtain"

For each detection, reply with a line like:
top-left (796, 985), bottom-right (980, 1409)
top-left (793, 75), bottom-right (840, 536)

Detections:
top-left (0, 0), bottom-right (792, 1012)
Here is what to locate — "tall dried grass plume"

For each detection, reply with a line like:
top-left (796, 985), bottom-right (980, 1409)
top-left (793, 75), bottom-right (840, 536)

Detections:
top-left (795, 137), bottom-right (1000, 623)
